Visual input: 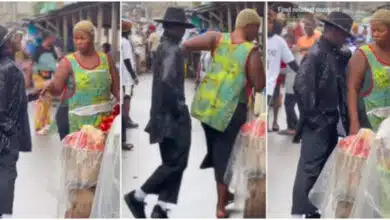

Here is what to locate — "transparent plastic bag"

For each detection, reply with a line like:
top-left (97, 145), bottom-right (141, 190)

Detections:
top-left (350, 117), bottom-right (390, 218)
top-left (309, 128), bottom-right (375, 218)
top-left (57, 125), bottom-right (106, 218)
top-left (224, 113), bottom-right (266, 209)
top-left (90, 116), bottom-right (121, 218)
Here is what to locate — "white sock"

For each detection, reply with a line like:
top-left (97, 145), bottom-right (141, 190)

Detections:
top-left (134, 189), bottom-right (146, 201)
top-left (157, 201), bottom-right (171, 211)
top-left (1, 214), bottom-right (12, 219)
top-left (292, 214), bottom-right (303, 218)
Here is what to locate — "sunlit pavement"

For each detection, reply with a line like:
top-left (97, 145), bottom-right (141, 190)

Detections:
top-left (267, 103), bottom-right (300, 218)
top-left (121, 74), bottom-right (243, 218)
top-left (13, 102), bottom-right (61, 218)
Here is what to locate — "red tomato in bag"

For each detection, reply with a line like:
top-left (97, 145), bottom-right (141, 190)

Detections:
top-left (113, 104), bottom-right (120, 116)
top-left (99, 123), bottom-right (108, 132)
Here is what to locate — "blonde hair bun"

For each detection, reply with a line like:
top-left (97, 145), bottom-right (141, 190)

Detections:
top-left (74, 20), bottom-right (95, 37)
top-left (235, 9), bottom-right (261, 29)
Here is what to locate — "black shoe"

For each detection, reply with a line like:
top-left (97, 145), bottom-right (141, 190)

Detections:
top-left (124, 191), bottom-right (146, 218)
top-left (151, 205), bottom-right (168, 218)
top-left (292, 134), bottom-right (301, 144)
top-left (305, 212), bottom-right (321, 218)
top-left (227, 192), bottom-right (234, 205)
top-left (126, 120), bottom-right (139, 129)
top-left (122, 143), bottom-right (134, 151)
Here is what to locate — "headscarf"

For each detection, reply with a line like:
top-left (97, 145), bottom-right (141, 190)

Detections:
top-left (235, 8), bottom-right (261, 29)
top-left (73, 20), bottom-right (95, 37)
top-left (371, 9), bottom-right (390, 27)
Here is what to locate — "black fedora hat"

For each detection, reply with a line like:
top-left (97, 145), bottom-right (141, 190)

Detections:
top-left (319, 12), bottom-right (355, 38)
top-left (155, 7), bottom-right (195, 29)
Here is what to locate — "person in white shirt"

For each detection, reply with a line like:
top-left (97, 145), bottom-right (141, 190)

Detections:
top-left (121, 20), bottom-right (139, 151)
top-left (267, 12), bottom-right (299, 132)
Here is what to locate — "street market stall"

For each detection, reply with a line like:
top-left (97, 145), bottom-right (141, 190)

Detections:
top-left (24, 2), bottom-right (120, 62)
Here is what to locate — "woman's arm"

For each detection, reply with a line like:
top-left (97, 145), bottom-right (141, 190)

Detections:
top-left (42, 58), bottom-right (70, 96)
top-left (182, 31), bottom-right (221, 54)
top-left (347, 50), bottom-right (367, 135)
top-left (107, 54), bottom-right (120, 101)
top-left (247, 49), bottom-right (265, 92)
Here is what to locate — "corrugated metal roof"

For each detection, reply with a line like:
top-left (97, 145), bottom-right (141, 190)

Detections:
top-left (28, 2), bottom-right (105, 22)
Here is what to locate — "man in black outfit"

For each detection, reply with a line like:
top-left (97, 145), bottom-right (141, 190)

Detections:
top-left (291, 12), bottom-right (353, 218)
top-left (124, 8), bottom-right (194, 218)
top-left (0, 25), bottom-right (32, 219)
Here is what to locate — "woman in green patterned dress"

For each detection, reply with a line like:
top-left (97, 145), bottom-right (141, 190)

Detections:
top-left (347, 9), bottom-right (390, 218)
top-left (347, 9), bottom-right (390, 134)
top-left (42, 20), bottom-right (120, 137)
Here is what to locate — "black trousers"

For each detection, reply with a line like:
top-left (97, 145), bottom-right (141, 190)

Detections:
top-left (284, 94), bottom-right (298, 130)
top-left (141, 138), bottom-right (190, 204)
top-left (291, 122), bottom-right (338, 215)
top-left (122, 112), bottom-right (127, 143)
top-left (0, 148), bottom-right (18, 214)
top-left (56, 104), bottom-right (69, 141)
top-left (200, 103), bottom-right (247, 183)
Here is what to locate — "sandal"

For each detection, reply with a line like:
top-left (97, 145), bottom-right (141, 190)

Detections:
top-left (279, 129), bottom-right (296, 136)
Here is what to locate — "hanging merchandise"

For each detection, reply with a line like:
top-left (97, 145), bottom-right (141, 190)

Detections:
top-left (25, 24), bottom-right (40, 57)
top-left (190, 16), bottom-right (201, 29)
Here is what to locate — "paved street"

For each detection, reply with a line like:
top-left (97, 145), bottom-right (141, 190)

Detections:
top-left (267, 103), bottom-right (300, 218)
top-left (121, 74), bottom-right (243, 218)
top-left (13, 102), bottom-right (61, 218)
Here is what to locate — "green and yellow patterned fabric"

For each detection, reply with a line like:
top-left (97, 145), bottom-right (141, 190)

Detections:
top-left (191, 33), bottom-right (255, 132)
top-left (359, 45), bottom-right (390, 131)
top-left (64, 52), bottom-right (112, 132)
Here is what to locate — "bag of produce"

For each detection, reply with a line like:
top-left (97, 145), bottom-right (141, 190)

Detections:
top-left (224, 113), bottom-right (266, 210)
top-left (309, 128), bottom-right (375, 218)
top-left (351, 117), bottom-right (390, 218)
top-left (58, 103), bottom-right (120, 218)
